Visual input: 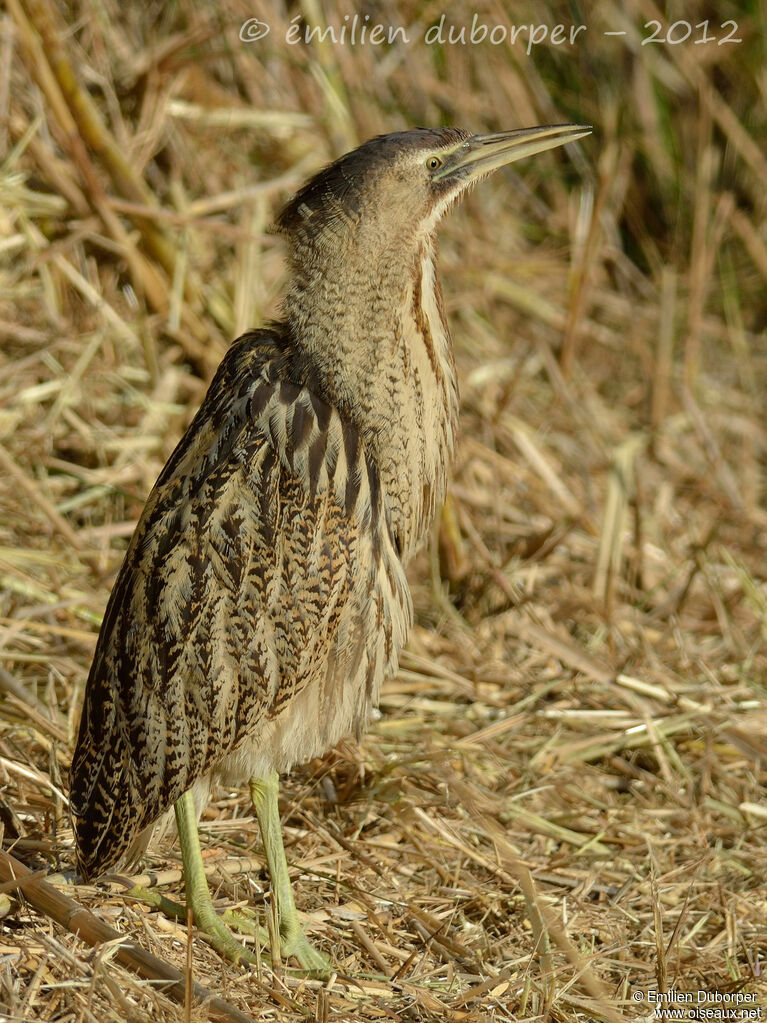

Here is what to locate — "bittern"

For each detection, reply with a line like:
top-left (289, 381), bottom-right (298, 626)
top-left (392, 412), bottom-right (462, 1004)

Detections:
top-left (70, 123), bottom-right (590, 972)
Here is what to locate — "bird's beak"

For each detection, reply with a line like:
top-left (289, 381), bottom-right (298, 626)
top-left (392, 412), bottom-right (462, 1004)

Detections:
top-left (434, 123), bottom-right (591, 183)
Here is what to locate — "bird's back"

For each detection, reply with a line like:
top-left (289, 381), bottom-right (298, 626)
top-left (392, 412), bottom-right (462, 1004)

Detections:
top-left (70, 329), bottom-right (410, 877)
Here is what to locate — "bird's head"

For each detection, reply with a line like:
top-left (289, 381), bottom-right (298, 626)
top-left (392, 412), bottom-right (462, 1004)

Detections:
top-left (275, 124), bottom-right (591, 264)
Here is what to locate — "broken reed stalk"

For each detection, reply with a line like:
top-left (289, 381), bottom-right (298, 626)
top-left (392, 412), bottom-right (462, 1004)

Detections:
top-left (0, 849), bottom-right (256, 1023)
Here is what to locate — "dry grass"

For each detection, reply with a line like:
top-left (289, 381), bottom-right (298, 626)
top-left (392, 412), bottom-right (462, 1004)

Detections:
top-left (1, 0), bottom-right (766, 1020)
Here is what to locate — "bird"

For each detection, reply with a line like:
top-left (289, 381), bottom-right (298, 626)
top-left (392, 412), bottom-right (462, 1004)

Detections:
top-left (69, 123), bottom-right (591, 973)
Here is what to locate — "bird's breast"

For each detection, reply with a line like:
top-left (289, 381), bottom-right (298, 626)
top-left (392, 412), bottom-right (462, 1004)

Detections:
top-left (368, 238), bottom-right (459, 561)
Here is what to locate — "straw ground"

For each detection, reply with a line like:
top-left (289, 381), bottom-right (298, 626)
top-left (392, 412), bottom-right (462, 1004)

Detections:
top-left (0, 1), bottom-right (765, 1021)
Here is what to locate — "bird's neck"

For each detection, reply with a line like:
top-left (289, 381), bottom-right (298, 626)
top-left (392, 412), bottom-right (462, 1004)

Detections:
top-left (283, 235), bottom-right (459, 560)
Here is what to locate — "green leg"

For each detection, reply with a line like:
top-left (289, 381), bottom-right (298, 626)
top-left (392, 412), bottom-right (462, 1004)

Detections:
top-left (175, 788), bottom-right (259, 966)
top-left (249, 772), bottom-right (330, 976)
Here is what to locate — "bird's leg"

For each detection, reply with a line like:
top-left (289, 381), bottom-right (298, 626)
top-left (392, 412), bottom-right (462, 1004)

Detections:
top-left (174, 788), bottom-right (260, 965)
top-left (249, 772), bottom-right (330, 976)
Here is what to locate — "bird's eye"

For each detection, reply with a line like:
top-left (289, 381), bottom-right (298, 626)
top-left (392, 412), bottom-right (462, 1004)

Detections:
top-left (426, 156), bottom-right (442, 171)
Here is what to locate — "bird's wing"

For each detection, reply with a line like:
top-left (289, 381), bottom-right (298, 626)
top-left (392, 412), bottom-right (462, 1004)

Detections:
top-left (69, 330), bottom-right (409, 877)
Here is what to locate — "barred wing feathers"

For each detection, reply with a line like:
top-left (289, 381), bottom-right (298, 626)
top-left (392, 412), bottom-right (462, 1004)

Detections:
top-left (70, 330), bottom-right (410, 878)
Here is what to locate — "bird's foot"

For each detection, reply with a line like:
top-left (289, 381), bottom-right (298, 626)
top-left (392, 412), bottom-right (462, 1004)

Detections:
top-left (223, 905), bottom-right (328, 975)
top-left (279, 921), bottom-right (332, 977)
top-left (221, 904), bottom-right (265, 939)
top-left (198, 911), bottom-right (329, 974)
top-left (128, 882), bottom-right (261, 965)
top-left (129, 884), bottom-right (326, 972)
top-left (195, 905), bottom-right (261, 966)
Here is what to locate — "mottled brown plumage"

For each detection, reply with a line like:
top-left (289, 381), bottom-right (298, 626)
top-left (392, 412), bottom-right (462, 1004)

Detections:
top-left (71, 327), bottom-right (411, 875)
top-left (69, 124), bottom-right (590, 968)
